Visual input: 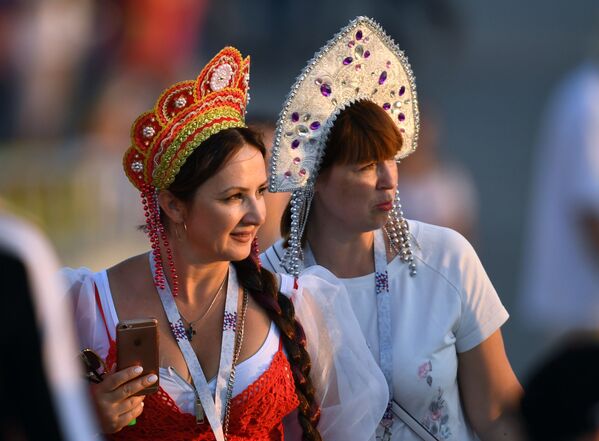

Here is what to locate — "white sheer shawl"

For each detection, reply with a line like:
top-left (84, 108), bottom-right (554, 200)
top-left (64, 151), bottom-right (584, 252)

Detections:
top-left (280, 265), bottom-right (388, 441)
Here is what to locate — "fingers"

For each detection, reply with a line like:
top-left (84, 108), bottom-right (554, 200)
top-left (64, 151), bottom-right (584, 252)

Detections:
top-left (102, 399), bottom-right (145, 434)
top-left (90, 367), bottom-right (158, 434)
top-left (101, 366), bottom-right (145, 392)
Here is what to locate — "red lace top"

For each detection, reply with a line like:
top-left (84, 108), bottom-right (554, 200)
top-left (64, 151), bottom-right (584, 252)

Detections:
top-left (94, 288), bottom-right (300, 441)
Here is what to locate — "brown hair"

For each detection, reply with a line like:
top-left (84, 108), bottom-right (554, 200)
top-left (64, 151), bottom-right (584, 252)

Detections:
top-left (168, 127), bottom-right (322, 440)
top-left (281, 99), bottom-right (403, 241)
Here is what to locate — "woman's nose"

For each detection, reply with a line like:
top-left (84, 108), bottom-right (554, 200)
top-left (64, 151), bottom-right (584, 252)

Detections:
top-left (376, 161), bottom-right (398, 189)
top-left (244, 197), bottom-right (266, 226)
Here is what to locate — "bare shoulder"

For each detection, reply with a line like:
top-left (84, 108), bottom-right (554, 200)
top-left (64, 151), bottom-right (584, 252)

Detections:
top-left (106, 253), bottom-right (157, 319)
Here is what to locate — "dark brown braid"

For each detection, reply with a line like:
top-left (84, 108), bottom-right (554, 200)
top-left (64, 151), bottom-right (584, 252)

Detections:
top-left (233, 257), bottom-right (322, 441)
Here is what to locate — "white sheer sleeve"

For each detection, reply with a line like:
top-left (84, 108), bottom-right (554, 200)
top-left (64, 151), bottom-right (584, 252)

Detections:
top-left (61, 267), bottom-right (114, 361)
top-left (280, 266), bottom-right (388, 441)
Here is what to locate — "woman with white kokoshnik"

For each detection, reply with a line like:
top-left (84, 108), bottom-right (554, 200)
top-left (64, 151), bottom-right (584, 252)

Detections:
top-left (262, 17), bottom-right (523, 441)
top-left (63, 47), bottom-right (386, 441)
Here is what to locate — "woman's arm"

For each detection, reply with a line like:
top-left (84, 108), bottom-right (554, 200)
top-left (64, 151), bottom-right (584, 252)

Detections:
top-left (457, 329), bottom-right (524, 441)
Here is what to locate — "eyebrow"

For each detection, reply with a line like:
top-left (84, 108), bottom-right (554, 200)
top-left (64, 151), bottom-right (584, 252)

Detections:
top-left (219, 181), bottom-right (268, 195)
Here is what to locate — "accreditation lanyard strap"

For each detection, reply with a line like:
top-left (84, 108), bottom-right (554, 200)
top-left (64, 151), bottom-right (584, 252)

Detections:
top-left (150, 256), bottom-right (239, 441)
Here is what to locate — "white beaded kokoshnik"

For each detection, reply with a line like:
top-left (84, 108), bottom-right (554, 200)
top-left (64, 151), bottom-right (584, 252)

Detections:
top-left (270, 16), bottom-right (419, 277)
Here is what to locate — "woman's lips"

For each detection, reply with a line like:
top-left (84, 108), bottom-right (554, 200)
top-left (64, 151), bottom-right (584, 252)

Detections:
top-left (230, 231), bottom-right (253, 243)
top-left (375, 201), bottom-right (393, 211)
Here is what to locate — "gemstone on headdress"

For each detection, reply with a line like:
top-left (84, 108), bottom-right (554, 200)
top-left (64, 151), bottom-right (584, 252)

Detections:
top-left (131, 160), bottom-right (144, 173)
top-left (355, 64), bottom-right (362, 71)
top-left (175, 96), bottom-right (187, 108)
top-left (209, 63), bottom-right (234, 91)
top-left (364, 50), bottom-right (371, 58)
top-left (297, 125), bottom-right (309, 137)
top-left (284, 171), bottom-right (292, 178)
top-left (291, 139), bottom-right (300, 148)
top-left (293, 157), bottom-right (301, 164)
top-left (386, 61), bottom-right (392, 68)
top-left (355, 45), bottom-right (364, 58)
top-left (399, 86), bottom-right (406, 96)
top-left (299, 168), bottom-right (307, 176)
top-left (383, 102), bottom-right (391, 110)
top-left (143, 126), bottom-right (156, 138)
top-left (291, 112), bottom-right (300, 122)
top-left (320, 83), bottom-right (332, 97)
top-left (348, 40), bottom-right (355, 48)
top-left (343, 57), bottom-right (353, 65)
top-left (398, 112), bottom-right (406, 122)
top-left (356, 30), bottom-right (363, 40)
top-left (309, 121), bottom-right (321, 130)
top-left (378, 71), bottom-right (388, 85)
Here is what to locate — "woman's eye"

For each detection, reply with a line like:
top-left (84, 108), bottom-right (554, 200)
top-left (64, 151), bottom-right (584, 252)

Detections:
top-left (359, 162), bottom-right (377, 171)
top-left (227, 193), bottom-right (243, 201)
top-left (257, 187), bottom-right (267, 196)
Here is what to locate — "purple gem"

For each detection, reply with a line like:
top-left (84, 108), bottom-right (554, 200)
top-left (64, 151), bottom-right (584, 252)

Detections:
top-left (291, 139), bottom-right (300, 149)
top-left (398, 113), bottom-right (406, 122)
top-left (383, 103), bottom-right (391, 110)
top-left (364, 50), bottom-right (371, 58)
top-left (320, 83), bottom-right (332, 97)
top-left (291, 112), bottom-right (300, 122)
top-left (399, 86), bottom-right (406, 96)
top-left (378, 71), bottom-right (388, 85)
top-left (356, 30), bottom-right (363, 40)
top-left (343, 56), bottom-right (353, 65)
top-left (309, 121), bottom-right (321, 130)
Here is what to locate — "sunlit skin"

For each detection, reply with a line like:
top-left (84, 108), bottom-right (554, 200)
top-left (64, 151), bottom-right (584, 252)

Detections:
top-left (95, 143), bottom-right (272, 433)
top-left (165, 143), bottom-right (268, 265)
top-left (306, 158), bottom-right (397, 277)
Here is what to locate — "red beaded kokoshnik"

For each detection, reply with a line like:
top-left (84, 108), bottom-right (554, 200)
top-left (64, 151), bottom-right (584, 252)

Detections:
top-left (123, 47), bottom-right (251, 297)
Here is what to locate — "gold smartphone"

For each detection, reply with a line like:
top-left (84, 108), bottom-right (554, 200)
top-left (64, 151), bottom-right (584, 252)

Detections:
top-left (116, 318), bottom-right (159, 396)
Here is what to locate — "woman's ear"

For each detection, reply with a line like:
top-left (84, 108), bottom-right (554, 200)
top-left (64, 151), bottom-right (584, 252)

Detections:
top-left (157, 190), bottom-right (186, 224)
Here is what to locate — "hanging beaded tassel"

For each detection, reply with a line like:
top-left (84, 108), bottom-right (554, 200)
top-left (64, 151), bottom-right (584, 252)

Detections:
top-left (140, 184), bottom-right (180, 296)
top-left (250, 236), bottom-right (262, 267)
top-left (281, 187), bottom-right (314, 276)
top-left (384, 189), bottom-right (417, 276)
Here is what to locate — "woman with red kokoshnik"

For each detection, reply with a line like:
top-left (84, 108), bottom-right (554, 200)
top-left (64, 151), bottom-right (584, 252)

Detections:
top-left (64, 47), bottom-right (387, 441)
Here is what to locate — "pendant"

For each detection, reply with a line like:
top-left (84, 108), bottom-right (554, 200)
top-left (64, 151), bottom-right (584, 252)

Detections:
top-left (195, 396), bottom-right (205, 424)
top-left (186, 324), bottom-right (196, 341)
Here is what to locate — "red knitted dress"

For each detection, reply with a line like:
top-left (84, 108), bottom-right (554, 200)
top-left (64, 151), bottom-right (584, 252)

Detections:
top-left (95, 289), bottom-right (300, 441)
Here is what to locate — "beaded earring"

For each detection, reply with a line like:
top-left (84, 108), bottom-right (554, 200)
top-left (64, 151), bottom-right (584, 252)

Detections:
top-left (384, 189), bottom-right (417, 276)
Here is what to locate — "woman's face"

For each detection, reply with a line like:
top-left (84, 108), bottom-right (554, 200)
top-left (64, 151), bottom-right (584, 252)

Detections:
top-left (313, 158), bottom-right (398, 234)
top-left (181, 143), bottom-right (267, 263)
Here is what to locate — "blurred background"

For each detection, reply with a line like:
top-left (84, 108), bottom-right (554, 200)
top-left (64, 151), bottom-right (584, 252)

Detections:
top-left (1, 0), bottom-right (597, 380)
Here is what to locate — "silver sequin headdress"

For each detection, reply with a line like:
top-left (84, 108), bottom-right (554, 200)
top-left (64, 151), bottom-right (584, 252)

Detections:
top-left (269, 16), bottom-right (420, 276)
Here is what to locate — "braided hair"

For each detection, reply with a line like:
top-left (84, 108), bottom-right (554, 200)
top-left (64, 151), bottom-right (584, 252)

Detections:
top-left (167, 127), bottom-right (322, 440)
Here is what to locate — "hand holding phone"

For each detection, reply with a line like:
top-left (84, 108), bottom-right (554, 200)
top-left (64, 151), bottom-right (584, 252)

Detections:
top-left (116, 318), bottom-right (159, 396)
